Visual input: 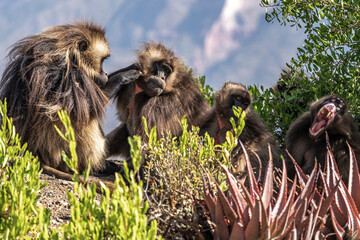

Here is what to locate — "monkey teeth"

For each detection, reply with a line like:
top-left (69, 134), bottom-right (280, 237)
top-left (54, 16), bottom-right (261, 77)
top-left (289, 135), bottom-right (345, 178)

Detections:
top-left (309, 103), bottom-right (336, 137)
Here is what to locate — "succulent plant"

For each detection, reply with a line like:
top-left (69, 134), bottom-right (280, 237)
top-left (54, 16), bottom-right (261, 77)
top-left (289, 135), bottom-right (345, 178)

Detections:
top-left (203, 142), bottom-right (360, 239)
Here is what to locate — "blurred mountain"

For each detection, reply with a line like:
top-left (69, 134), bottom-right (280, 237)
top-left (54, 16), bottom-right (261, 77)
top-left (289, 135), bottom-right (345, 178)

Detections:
top-left (0, 0), bottom-right (305, 133)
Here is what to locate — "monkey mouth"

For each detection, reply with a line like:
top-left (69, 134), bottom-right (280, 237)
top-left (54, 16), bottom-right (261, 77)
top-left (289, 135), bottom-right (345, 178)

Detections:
top-left (309, 103), bottom-right (336, 138)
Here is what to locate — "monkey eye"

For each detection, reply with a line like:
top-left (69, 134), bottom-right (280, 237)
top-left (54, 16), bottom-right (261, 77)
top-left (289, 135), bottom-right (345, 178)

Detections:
top-left (161, 63), bottom-right (172, 75)
top-left (330, 98), bottom-right (345, 108)
top-left (233, 95), bottom-right (249, 109)
top-left (236, 96), bottom-right (249, 105)
top-left (152, 62), bottom-right (172, 77)
top-left (79, 40), bottom-right (89, 52)
top-left (328, 97), bottom-right (346, 113)
top-left (338, 100), bottom-right (345, 109)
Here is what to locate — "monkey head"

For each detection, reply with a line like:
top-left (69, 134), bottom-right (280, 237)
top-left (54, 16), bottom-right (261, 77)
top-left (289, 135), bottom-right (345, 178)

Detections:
top-left (61, 23), bottom-right (111, 87)
top-left (28, 22), bottom-right (111, 89)
top-left (309, 95), bottom-right (348, 139)
top-left (77, 39), bottom-right (110, 87)
top-left (0, 21), bottom-right (117, 175)
top-left (2, 22), bottom-right (114, 124)
top-left (135, 42), bottom-right (178, 97)
top-left (215, 82), bottom-right (252, 128)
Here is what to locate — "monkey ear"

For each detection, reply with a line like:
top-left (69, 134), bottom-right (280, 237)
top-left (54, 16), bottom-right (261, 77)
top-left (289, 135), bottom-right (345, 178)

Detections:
top-left (78, 40), bottom-right (89, 52)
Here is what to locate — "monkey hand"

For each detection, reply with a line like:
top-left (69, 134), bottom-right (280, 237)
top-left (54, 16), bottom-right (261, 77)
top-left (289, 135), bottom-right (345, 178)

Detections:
top-left (120, 69), bottom-right (142, 85)
top-left (104, 67), bottom-right (142, 98)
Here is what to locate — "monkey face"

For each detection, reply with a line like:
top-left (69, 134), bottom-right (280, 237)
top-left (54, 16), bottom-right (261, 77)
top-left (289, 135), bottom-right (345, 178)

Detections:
top-left (231, 93), bottom-right (251, 113)
top-left (135, 42), bottom-right (179, 97)
top-left (215, 82), bottom-right (252, 127)
top-left (94, 54), bottom-right (110, 87)
top-left (226, 92), bottom-right (251, 123)
top-left (76, 36), bottom-right (110, 88)
top-left (309, 96), bottom-right (346, 138)
top-left (137, 60), bottom-right (172, 97)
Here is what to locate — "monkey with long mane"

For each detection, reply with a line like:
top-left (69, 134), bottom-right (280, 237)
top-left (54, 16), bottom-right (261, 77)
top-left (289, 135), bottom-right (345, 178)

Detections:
top-left (0, 22), bottom-right (140, 191)
top-left (107, 42), bottom-right (211, 159)
top-left (200, 82), bottom-right (281, 182)
top-left (286, 95), bottom-right (360, 183)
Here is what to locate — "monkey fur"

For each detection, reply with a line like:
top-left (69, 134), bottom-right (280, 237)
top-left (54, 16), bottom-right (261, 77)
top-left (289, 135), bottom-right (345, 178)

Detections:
top-left (285, 95), bottom-right (360, 183)
top-left (200, 82), bottom-right (281, 182)
top-left (0, 22), bottom-right (140, 191)
top-left (107, 42), bottom-right (211, 158)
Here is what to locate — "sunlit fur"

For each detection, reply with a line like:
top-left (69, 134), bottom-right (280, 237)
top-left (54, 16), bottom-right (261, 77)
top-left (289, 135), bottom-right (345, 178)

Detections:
top-left (286, 95), bottom-right (360, 183)
top-left (0, 22), bottom-right (110, 173)
top-left (131, 42), bottom-right (211, 138)
top-left (200, 82), bottom-right (281, 182)
top-left (136, 42), bottom-right (178, 94)
top-left (107, 42), bottom-right (211, 158)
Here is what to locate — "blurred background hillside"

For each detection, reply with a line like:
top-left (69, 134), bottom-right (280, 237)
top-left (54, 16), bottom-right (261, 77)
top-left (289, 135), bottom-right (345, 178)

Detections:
top-left (0, 0), bottom-right (305, 133)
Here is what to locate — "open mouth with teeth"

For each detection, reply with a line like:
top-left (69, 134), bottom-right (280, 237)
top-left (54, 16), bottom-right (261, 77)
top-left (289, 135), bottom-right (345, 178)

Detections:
top-left (309, 103), bottom-right (336, 138)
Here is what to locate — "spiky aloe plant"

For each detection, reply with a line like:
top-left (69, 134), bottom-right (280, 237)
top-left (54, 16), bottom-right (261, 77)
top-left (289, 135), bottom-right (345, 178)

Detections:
top-left (322, 144), bottom-right (360, 239)
top-left (203, 139), bottom-right (360, 240)
top-left (287, 142), bottom-right (360, 239)
top-left (202, 142), bottom-right (345, 239)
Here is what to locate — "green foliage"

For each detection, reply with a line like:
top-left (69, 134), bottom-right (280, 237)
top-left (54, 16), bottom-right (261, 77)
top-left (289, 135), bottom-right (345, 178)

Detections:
top-left (0, 105), bottom-right (160, 239)
top-left (141, 111), bottom-right (245, 238)
top-left (55, 111), bottom-right (160, 240)
top-left (250, 0), bottom-right (360, 145)
top-left (230, 106), bottom-right (246, 139)
top-left (54, 110), bottom-right (88, 182)
top-left (0, 100), bottom-right (51, 240)
top-left (248, 74), bottom-right (314, 147)
top-left (196, 75), bottom-right (215, 106)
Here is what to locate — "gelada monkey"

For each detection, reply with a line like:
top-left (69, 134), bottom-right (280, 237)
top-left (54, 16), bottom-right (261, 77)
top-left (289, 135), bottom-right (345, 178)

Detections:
top-left (286, 95), bottom-right (360, 183)
top-left (201, 82), bottom-right (281, 182)
top-left (107, 42), bottom-right (210, 158)
top-left (0, 22), bottom-right (140, 191)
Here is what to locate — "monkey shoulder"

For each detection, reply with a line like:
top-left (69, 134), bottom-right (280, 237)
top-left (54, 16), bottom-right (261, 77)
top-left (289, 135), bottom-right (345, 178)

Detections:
top-left (285, 111), bottom-right (312, 142)
top-left (240, 110), bottom-right (273, 142)
top-left (199, 109), bottom-right (219, 138)
top-left (238, 110), bottom-right (280, 160)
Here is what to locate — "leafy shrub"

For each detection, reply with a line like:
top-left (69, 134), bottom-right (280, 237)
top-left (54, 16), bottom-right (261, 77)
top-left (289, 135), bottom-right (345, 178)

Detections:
top-left (0, 103), bottom-right (160, 239)
top-left (242, 0), bottom-right (360, 146)
top-left (248, 73), bottom-right (314, 147)
top-left (0, 100), bottom-right (51, 239)
top-left (55, 110), bottom-right (160, 240)
top-left (196, 75), bottom-right (215, 106)
top-left (141, 107), bottom-right (245, 239)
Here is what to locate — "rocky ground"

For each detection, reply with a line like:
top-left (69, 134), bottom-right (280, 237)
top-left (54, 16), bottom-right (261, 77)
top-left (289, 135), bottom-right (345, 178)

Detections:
top-left (37, 162), bottom-right (120, 229)
top-left (38, 174), bottom-right (74, 228)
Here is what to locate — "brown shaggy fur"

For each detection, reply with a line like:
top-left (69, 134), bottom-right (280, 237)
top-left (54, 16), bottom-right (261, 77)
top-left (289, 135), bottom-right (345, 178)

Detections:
top-left (285, 95), bottom-right (360, 183)
top-left (200, 82), bottom-right (281, 182)
top-left (107, 42), bottom-right (211, 158)
top-left (0, 22), bottom-right (111, 174)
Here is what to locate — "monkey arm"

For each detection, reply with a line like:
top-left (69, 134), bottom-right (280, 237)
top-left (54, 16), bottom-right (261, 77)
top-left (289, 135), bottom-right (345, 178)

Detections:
top-left (106, 123), bottom-right (131, 158)
top-left (103, 64), bottom-right (142, 98)
top-left (199, 109), bottom-right (219, 139)
top-left (285, 112), bottom-right (313, 166)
